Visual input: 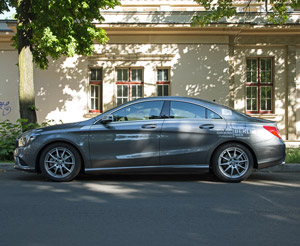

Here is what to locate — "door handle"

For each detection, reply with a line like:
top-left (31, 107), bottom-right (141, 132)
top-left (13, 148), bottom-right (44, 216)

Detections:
top-left (199, 124), bottom-right (214, 129)
top-left (141, 124), bottom-right (157, 129)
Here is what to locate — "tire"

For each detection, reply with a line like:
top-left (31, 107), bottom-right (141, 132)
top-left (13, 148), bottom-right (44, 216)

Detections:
top-left (40, 143), bottom-right (81, 182)
top-left (212, 143), bottom-right (254, 182)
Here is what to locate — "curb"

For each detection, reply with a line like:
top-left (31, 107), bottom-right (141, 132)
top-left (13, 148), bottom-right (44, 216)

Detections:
top-left (256, 163), bottom-right (300, 172)
top-left (1, 162), bottom-right (300, 172)
top-left (0, 163), bottom-right (13, 167)
top-left (0, 163), bottom-right (14, 171)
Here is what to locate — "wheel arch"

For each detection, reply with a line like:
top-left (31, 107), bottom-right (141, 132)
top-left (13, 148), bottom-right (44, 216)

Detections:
top-left (209, 140), bottom-right (258, 169)
top-left (35, 140), bottom-right (86, 174)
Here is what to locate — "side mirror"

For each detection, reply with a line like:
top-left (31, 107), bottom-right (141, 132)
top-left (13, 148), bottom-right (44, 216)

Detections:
top-left (101, 114), bottom-right (114, 124)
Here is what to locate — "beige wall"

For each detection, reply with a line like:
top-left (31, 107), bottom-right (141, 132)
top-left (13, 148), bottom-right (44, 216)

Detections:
top-left (296, 46), bottom-right (300, 138)
top-left (34, 56), bottom-right (89, 124)
top-left (0, 48), bottom-right (19, 123)
top-left (35, 38), bottom-right (230, 122)
top-left (92, 35), bottom-right (230, 111)
top-left (171, 44), bottom-right (229, 104)
top-left (234, 46), bottom-right (287, 136)
top-left (1, 34), bottom-right (300, 141)
top-left (232, 35), bottom-right (300, 140)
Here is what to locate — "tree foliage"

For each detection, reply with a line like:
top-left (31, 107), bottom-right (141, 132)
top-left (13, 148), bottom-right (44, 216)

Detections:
top-left (192, 0), bottom-right (300, 26)
top-left (1, 0), bottom-right (120, 69)
top-left (0, 0), bottom-right (120, 125)
top-left (0, 0), bottom-right (10, 13)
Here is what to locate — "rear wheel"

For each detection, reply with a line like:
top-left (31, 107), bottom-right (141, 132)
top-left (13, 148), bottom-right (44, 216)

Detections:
top-left (212, 143), bottom-right (253, 182)
top-left (40, 143), bottom-right (81, 182)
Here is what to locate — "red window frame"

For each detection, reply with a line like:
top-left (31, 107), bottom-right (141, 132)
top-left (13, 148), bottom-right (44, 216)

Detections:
top-left (116, 68), bottom-right (143, 105)
top-left (157, 68), bottom-right (170, 96)
top-left (89, 68), bottom-right (102, 113)
top-left (246, 58), bottom-right (273, 114)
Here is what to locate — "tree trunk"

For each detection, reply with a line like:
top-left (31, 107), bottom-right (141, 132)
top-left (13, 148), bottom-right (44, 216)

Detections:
top-left (18, 46), bottom-right (37, 124)
top-left (17, 0), bottom-right (37, 125)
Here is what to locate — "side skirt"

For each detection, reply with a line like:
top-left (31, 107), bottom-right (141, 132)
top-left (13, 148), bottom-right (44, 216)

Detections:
top-left (85, 164), bottom-right (210, 173)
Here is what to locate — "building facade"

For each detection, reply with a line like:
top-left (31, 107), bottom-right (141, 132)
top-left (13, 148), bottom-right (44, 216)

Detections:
top-left (1, 0), bottom-right (300, 142)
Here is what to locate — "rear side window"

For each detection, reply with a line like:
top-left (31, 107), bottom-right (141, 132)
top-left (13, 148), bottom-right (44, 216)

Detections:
top-left (170, 101), bottom-right (221, 119)
top-left (207, 109), bottom-right (222, 119)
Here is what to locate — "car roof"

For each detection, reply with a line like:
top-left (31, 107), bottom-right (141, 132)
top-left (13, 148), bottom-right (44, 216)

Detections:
top-left (132, 96), bottom-right (229, 111)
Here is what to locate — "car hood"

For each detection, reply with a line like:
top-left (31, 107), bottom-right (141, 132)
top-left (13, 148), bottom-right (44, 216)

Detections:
top-left (36, 122), bottom-right (82, 133)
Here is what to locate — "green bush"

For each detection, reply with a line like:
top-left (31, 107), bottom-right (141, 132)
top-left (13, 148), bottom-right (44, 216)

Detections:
top-left (0, 119), bottom-right (53, 161)
top-left (285, 148), bottom-right (300, 163)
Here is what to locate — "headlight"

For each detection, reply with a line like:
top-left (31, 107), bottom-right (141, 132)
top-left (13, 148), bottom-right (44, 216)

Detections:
top-left (18, 130), bottom-right (39, 147)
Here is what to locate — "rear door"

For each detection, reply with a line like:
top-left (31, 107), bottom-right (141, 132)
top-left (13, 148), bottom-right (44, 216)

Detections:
top-left (160, 101), bottom-right (227, 165)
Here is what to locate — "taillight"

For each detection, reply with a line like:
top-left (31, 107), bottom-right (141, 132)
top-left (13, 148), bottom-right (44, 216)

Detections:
top-left (263, 126), bottom-right (282, 139)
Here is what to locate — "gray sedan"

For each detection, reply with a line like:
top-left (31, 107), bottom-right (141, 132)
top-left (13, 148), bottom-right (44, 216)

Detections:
top-left (14, 96), bottom-right (285, 182)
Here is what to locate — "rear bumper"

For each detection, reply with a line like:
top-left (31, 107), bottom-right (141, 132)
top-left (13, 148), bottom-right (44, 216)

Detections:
top-left (257, 142), bottom-right (286, 169)
top-left (257, 157), bottom-right (285, 169)
top-left (256, 141), bottom-right (286, 169)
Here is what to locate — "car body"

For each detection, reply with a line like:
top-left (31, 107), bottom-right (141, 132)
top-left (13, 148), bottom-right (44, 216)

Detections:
top-left (14, 96), bottom-right (285, 182)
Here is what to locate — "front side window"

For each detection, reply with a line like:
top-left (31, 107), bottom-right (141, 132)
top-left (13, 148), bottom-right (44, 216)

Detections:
top-left (170, 101), bottom-right (221, 119)
top-left (89, 68), bottom-right (102, 112)
top-left (157, 68), bottom-right (170, 96)
top-left (246, 58), bottom-right (273, 113)
top-left (116, 68), bottom-right (143, 106)
top-left (113, 101), bottom-right (164, 122)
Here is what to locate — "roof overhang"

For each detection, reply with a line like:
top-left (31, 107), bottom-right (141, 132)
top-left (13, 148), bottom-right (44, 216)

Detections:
top-left (0, 20), bottom-right (16, 42)
top-left (97, 23), bottom-right (300, 36)
top-left (97, 11), bottom-right (300, 36)
top-left (1, 11), bottom-right (300, 41)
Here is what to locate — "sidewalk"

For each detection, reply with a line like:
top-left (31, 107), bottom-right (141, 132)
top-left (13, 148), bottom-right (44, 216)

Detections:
top-left (1, 162), bottom-right (300, 172)
top-left (255, 163), bottom-right (300, 172)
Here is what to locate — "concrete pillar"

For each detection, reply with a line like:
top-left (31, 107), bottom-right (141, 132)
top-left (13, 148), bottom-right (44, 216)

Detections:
top-left (287, 45), bottom-right (297, 140)
top-left (228, 36), bottom-right (235, 109)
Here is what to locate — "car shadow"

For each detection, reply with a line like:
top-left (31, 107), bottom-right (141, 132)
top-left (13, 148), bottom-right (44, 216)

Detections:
top-left (76, 172), bottom-right (218, 182)
top-left (11, 169), bottom-right (297, 184)
top-left (13, 171), bottom-right (220, 183)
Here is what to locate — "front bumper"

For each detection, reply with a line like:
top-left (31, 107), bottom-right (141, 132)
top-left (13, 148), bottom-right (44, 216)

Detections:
top-left (14, 157), bottom-right (36, 172)
top-left (14, 148), bottom-right (36, 173)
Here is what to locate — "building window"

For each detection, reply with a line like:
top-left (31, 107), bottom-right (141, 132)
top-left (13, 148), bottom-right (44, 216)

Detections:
top-left (116, 68), bottom-right (143, 106)
top-left (89, 68), bottom-right (102, 113)
top-left (246, 58), bottom-right (273, 114)
top-left (157, 68), bottom-right (170, 96)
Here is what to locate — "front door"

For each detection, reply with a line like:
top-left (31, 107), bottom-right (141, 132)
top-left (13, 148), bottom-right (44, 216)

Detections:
top-left (89, 100), bottom-right (164, 169)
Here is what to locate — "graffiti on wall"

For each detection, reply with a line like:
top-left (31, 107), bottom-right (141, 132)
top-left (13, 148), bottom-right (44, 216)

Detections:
top-left (0, 101), bottom-right (11, 116)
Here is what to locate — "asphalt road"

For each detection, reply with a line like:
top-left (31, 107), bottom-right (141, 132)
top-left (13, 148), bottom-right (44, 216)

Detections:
top-left (1, 167), bottom-right (300, 246)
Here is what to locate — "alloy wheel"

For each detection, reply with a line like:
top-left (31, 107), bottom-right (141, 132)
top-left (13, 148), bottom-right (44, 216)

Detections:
top-left (218, 147), bottom-right (249, 179)
top-left (44, 147), bottom-right (76, 178)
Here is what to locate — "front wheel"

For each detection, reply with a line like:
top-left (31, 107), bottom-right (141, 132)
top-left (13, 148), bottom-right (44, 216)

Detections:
top-left (40, 143), bottom-right (82, 182)
top-left (212, 143), bottom-right (254, 182)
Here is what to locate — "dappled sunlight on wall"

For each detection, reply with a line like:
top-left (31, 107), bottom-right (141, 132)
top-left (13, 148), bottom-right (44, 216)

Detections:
top-left (172, 44), bottom-right (229, 104)
top-left (93, 43), bottom-right (177, 110)
top-left (0, 50), bottom-right (19, 123)
top-left (34, 56), bottom-right (88, 124)
top-left (296, 49), bottom-right (300, 138)
top-left (45, 84), bottom-right (88, 124)
top-left (234, 45), bottom-right (286, 137)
